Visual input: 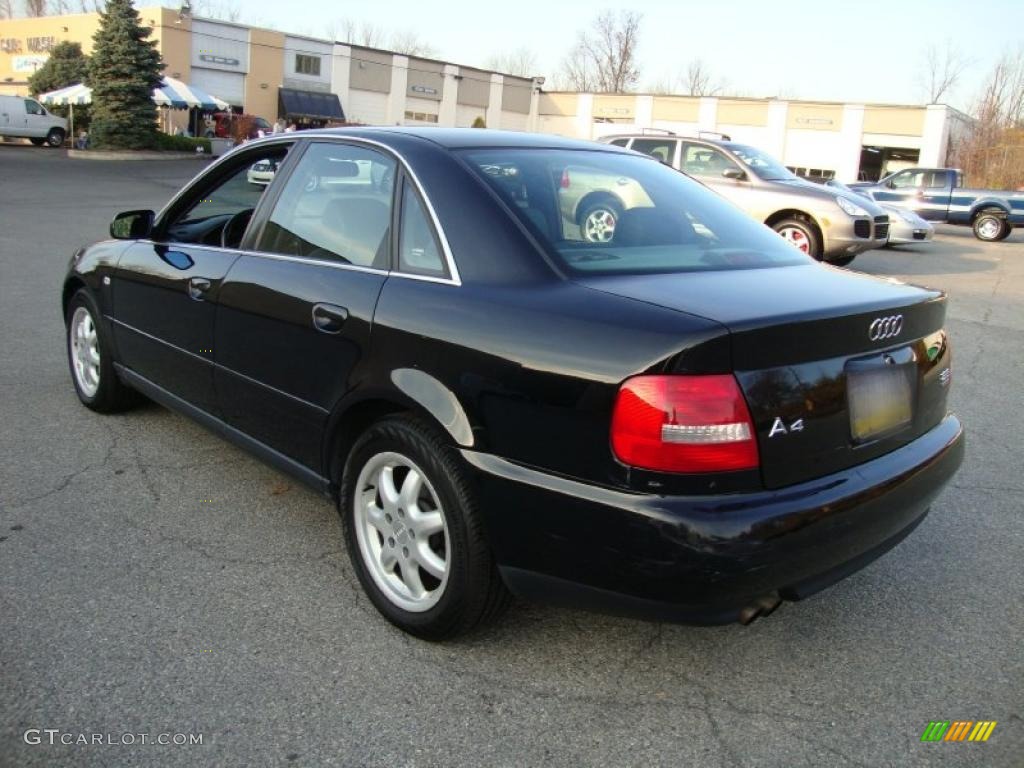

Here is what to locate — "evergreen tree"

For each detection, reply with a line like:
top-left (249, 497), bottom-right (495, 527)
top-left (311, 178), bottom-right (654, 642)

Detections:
top-left (87, 0), bottom-right (163, 149)
top-left (28, 41), bottom-right (90, 96)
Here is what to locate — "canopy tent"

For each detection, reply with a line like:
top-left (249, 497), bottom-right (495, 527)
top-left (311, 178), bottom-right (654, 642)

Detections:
top-left (39, 78), bottom-right (229, 139)
top-left (152, 77), bottom-right (229, 112)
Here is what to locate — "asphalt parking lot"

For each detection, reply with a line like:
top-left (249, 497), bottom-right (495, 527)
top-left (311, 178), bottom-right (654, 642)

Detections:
top-left (1, 143), bottom-right (1021, 768)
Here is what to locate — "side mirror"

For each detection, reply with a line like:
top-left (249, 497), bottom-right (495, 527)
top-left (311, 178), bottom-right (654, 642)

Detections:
top-left (110, 210), bottom-right (154, 240)
top-left (722, 167), bottom-right (746, 181)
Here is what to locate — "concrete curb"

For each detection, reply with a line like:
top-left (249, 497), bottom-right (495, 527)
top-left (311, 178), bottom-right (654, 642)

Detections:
top-left (68, 149), bottom-right (210, 161)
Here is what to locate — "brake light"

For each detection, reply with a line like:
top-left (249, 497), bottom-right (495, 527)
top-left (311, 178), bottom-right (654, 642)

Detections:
top-left (560, 168), bottom-right (570, 189)
top-left (611, 375), bottom-right (759, 473)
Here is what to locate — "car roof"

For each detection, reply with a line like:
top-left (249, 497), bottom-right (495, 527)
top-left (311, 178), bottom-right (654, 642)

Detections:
top-left (281, 126), bottom-right (633, 153)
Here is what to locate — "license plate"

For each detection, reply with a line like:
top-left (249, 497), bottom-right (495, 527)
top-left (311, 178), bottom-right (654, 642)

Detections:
top-left (847, 365), bottom-right (913, 441)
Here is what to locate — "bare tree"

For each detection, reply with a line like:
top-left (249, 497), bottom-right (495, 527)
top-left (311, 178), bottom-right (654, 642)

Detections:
top-left (339, 19), bottom-right (386, 48)
top-left (389, 30), bottom-right (436, 58)
top-left (949, 45), bottom-right (1024, 189)
top-left (24, 0), bottom-right (48, 16)
top-left (0, 0), bottom-right (14, 19)
top-left (559, 10), bottom-right (641, 93)
top-left (49, 0), bottom-right (70, 12)
top-left (194, 0), bottom-right (242, 22)
top-left (485, 48), bottom-right (538, 77)
top-left (683, 58), bottom-right (722, 96)
top-left (919, 40), bottom-right (971, 104)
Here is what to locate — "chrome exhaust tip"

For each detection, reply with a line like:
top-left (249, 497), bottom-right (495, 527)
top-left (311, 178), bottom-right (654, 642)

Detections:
top-left (738, 594), bottom-right (783, 625)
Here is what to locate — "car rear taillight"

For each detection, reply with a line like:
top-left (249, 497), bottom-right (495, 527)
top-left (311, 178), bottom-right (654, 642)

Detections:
top-left (611, 375), bottom-right (759, 473)
top-left (560, 169), bottom-right (570, 189)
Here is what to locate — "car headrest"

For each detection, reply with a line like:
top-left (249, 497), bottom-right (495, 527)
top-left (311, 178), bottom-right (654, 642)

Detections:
top-left (615, 208), bottom-right (695, 246)
top-left (328, 160), bottom-right (360, 178)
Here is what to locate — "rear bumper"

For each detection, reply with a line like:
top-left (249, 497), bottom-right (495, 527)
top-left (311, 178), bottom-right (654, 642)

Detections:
top-left (465, 414), bottom-right (963, 624)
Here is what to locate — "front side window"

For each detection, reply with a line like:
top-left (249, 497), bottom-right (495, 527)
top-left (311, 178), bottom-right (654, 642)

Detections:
top-left (24, 99), bottom-right (44, 115)
top-left (726, 144), bottom-right (795, 180)
top-left (680, 143), bottom-right (743, 179)
top-left (258, 142), bottom-right (396, 268)
top-left (890, 170), bottom-right (923, 189)
top-left (463, 148), bottom-right (806, 276)
top-left (163, 145), bottom-right (291, 247)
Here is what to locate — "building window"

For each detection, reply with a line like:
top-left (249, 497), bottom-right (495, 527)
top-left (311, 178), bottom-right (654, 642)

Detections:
top-left (295, 54), bottom-right (321, 77)
top-left (404, 110), bottom-right (438, 124)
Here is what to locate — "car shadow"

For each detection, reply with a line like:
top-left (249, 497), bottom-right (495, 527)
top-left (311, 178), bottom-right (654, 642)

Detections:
top-left (851, 243), bottom-right (997, 276)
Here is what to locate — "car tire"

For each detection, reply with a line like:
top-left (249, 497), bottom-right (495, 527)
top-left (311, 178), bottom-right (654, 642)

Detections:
top-left (578, 198), bottom-right (624, 243)
top-left (973, 211), bottom-right (1006, 241)
top-left (29, 137), bottom-right (45, 146)
top-left (994, 222), bottom-right (1013, 241)
top-left (65, 289), bottom-right (138, 413)
top-left (45, 128), bottom-right (65, 148)
top-left (772, 217), bottom-right (822, 259)
top-left (827, 254), bottom-right (856, 267)
top-left (340, 415), bottom-right (510, 640)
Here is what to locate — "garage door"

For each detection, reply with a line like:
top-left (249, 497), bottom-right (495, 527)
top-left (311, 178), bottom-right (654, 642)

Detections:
top-left (189, 68), bottom-right (245, 108)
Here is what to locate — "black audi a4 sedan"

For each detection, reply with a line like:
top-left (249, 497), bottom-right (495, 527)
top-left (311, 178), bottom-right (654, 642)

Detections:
top-left (63, 128), bottom-right (963, 638)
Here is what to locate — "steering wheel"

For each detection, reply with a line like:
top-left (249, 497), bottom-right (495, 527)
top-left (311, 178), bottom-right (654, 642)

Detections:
top-left (221, 208), bottom-right (254, 249)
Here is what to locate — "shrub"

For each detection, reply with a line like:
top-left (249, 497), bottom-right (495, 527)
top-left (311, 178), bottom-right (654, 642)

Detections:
top-left (153, 133), bottom-right (212, 154)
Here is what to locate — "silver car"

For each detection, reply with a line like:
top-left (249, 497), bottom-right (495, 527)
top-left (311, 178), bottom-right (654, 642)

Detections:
top-left (821, 179), bottom-right (933, 246)
top-left (601, 133), bottom-right (889, 266)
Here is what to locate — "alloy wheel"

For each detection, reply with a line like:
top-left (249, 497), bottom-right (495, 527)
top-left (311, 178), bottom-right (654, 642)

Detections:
top-left (977, 217), bottom-right (1002, 240)
top-left (583, 208), bottom-right (617, 243)
top-left (354, 452), bottom-right (450, 612)
top-left (70, 306), bottom-right (100, 397)
top-left (777, 226), bottom-right (811, 254)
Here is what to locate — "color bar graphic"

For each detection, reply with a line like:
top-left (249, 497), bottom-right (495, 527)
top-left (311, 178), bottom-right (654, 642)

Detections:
top-left (921, 720), bottom-right (997, 742)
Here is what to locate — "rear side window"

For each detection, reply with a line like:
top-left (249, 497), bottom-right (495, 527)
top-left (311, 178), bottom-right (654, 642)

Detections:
top-left (608, 138), bottom-right (630, 147)
top-left (398, 182), bottom-right (447, 277)
top-left (258, 142), bottom-right (396, 268)
top-left (629, 138), bottom-right (676, 165)
top-left (462, 148), bottom-right (806, 275)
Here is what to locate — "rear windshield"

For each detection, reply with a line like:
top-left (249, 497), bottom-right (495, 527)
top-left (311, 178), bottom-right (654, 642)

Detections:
top-left (462, 148), bottom-right (807, 275)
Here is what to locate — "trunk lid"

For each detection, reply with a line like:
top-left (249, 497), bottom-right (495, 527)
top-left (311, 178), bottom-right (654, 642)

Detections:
top-left (578, 264), bottom-right (952, 488)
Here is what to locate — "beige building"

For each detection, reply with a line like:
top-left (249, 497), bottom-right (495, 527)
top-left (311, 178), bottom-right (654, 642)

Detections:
top-left (537, 92), bottom-right (972, 182)
top-left (0, 8), bottom-right (541, 132)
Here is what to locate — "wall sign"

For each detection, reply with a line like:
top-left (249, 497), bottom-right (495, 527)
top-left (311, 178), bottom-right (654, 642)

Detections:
top-left (410, 84), bottom-right (438, 95)
top-left (13, 55), bottom-right (49, 73)
top-left (199, 54), bottom-right (240, 67)
top-left (796, 117), bottom-right (834, 126)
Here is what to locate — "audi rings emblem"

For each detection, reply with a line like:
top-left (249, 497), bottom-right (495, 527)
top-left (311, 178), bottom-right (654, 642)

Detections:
top-left (868, 314), bottom-right (903, 341)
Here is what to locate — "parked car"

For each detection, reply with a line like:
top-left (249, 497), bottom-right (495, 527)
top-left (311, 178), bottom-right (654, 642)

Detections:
top-left (600, 132), bottom-right (889, 266)
top-left (0, 94), bottom-right (67, 147)
top-left (814, 178), bottom-right (934, 246)
top-left (63, 128), bottom-right (963, 639)
top-left (247, 158), bottom-right (278, 185)
top-left (849, 167), bottom-right (1024, 241)
top-left (206, 111), bottom-right (273, 141)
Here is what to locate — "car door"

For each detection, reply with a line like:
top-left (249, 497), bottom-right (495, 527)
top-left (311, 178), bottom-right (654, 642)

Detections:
top-left (213, 140), bottom-right (398, 470)
top-left (23, 98), bottom-right (50, 137)
top-left (916, 170), bottom-right (952, 221)
top-left (1, 98), bottom-right (26, 136)
top-left (870, 169), bottom-right (923, 210)
top-left (680, 141), bottom-right (753, 208)
top-left (111, 142), bottom-right (294, 414)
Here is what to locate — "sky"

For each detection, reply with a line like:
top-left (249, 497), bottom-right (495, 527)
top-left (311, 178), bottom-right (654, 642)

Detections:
top-left (206, 0), bottom-right (1023, 111)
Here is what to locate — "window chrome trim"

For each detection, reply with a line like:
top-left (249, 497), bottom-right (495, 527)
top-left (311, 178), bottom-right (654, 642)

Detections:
top-left (136, 240), bottom-right (459, 286)
top-left (154, 134), bottom-right (462, 286)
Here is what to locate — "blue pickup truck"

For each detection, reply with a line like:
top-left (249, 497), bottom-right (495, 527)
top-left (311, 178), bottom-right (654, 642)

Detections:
top-left (850, 167), bottom-right (1024, 242)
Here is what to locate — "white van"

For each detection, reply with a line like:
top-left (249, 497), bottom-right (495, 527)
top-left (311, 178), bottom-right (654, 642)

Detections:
top-left (0, 94), bottom-right (68, 147)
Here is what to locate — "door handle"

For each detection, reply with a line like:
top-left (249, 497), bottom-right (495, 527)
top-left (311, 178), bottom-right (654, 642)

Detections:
top-left (188, 277), bottom-right (212, 301)
top-left (312, 303), bottom-right (349, 334)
